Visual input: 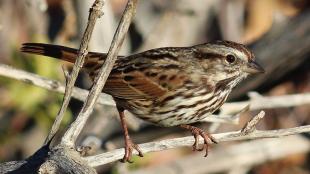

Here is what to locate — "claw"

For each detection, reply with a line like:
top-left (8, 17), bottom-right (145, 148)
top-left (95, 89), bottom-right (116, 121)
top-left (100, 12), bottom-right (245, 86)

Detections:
top-left (209, 136), bottom-right (218, 144)
top-left (133, 143), bottom-right (144, 157)
top-left (192, 133), bottom-right (199, 151)
top-left (197, 144), bottom-right (205, 152)
top-left (120, 139), bottom-right (143, 163)
top-left (180, 124), bottom-right (217, 157)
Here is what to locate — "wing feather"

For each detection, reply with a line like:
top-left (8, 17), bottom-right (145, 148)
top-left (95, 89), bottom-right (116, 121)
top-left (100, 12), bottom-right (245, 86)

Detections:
top-left (104, 70), bottom-right (167, 99)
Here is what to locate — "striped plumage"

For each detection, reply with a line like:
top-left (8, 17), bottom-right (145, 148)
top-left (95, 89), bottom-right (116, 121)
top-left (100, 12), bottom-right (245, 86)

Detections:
top-left (21, 41), bottom-right (264, 162)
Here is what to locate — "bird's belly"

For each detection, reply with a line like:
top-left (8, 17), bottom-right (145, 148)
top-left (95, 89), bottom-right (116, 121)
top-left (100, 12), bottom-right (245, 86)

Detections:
top-left (127, 89), bottom-right (229, 127)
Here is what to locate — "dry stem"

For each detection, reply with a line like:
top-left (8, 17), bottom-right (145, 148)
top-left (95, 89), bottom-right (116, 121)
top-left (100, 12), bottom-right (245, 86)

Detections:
top-left (45, 0), bottom-right (104, 144)
top-left (61, 0), bottom-right (138, 147)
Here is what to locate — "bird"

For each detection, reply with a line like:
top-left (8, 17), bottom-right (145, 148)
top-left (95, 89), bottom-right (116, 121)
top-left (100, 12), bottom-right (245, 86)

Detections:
top-left (21, 40), bottom-right (264, 162)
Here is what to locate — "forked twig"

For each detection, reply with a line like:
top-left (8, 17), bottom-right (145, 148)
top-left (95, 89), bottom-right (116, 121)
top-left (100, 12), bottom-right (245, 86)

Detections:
top-left (61, 0), bottom-right (138, 147)
top-left (44, 0), bottom-right (104, 144)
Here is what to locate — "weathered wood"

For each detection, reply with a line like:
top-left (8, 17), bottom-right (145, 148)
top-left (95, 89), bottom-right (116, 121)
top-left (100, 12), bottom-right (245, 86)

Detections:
top-left (45, 0), bottom-right (104, 144)
top-left (0, 0), bottom-right (138, 173)
top-left (0, 145), bottom-right (96, 174)
top-left (38, 145), bottom-right (96, 174)
top-left (0, 144), bottom-right (49, 173)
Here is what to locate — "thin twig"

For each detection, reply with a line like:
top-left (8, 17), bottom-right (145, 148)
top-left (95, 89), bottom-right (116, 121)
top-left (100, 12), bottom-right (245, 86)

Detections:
top-left (221, 93), bottom-right (310, 114)
top-left (61, 0), bottom-right (138, 147)
top-left (0, 64), bottom-right (115, 106)
top-left (241, 111), bottom-right (265, 134)
top-left (85, 123), bottom-right (310, 167)
top-left (44, 0), bottom-right (104, 144)
top-left (61, 65), bottom-right (70, 85)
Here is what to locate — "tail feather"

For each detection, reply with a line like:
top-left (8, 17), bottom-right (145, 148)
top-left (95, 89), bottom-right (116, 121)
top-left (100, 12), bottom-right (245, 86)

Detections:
top-left (21, 43), bottom-right (107, 64)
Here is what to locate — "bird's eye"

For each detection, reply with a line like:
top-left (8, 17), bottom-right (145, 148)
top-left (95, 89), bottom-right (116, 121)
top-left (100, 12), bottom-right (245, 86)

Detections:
top-left (226, 54), bottom-right (236, 64)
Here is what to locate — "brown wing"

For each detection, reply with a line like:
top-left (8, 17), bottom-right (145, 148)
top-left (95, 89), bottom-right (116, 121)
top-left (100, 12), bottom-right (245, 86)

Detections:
top-left (104, 71), bottom-right (167, 99)
top-left (103, 56), bottom-right (190, 100)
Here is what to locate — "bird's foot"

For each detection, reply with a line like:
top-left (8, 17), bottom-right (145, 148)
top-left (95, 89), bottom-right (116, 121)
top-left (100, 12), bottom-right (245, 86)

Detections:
top-left (121, 138), bottom-right (143, 163)
top-left (180, 124), bottom-right (218, 157)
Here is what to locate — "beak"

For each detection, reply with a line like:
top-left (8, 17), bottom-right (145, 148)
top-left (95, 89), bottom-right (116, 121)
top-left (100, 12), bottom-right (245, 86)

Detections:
top-left (244, 60), bottom-right (265, 74)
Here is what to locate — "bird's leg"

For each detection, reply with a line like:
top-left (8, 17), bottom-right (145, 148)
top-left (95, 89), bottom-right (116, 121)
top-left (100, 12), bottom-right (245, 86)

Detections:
top-left (117, 108), bottom-right (143, 163)
top-left (180, 124), bottom-right (218, 157)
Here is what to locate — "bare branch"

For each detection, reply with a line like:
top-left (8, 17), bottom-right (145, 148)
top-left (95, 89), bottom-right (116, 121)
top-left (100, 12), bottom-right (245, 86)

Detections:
top-left (61, 65), bottom-right (70, 85)
top-left (203, 104), bottom-right (250, 125)
top-left (45, 0), bottom-right (104, 144)
top-left (0, 63), bottom-right (115, 106)
top-left (61, 0), bottom-right (138, 147)
top-left (221, 92), bottom-right (310, 114)
top-left (241, 110), bottom-right (265, 134)
top-left (84, 119), bottom-right (310, 167)
top-left (202, 114), bottom-right (239, 124)
top-left (127, 135), bottom-right (310, 174)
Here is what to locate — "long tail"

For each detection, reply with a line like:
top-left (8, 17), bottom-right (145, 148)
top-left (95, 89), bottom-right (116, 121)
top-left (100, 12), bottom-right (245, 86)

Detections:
top-left (20, 43), bottom-right (108, 66)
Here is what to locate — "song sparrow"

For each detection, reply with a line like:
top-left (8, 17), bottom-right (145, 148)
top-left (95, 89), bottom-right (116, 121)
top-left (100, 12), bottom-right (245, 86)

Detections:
top-left (21, 41), bottom-right (264, 162)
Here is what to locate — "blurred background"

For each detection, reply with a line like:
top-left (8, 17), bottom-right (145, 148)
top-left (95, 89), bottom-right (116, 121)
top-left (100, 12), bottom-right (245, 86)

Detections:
top-left (0, 0), bottom-right (309, 173)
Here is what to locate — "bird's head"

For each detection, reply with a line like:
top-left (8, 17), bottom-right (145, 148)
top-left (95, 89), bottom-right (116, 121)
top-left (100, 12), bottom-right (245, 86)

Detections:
top-left (193, 40), bottom-right (264, 85)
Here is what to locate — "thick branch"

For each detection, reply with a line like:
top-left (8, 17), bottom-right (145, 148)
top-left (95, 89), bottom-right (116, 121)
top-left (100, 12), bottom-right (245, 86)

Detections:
top-left (45, 0), bottom-right (104, 144)
top-left (61, 0), bottom-right (138, 146)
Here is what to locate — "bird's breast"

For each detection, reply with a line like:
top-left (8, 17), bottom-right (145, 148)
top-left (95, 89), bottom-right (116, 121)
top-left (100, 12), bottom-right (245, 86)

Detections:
top-left (124, 86), bottom-right (231, 127)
